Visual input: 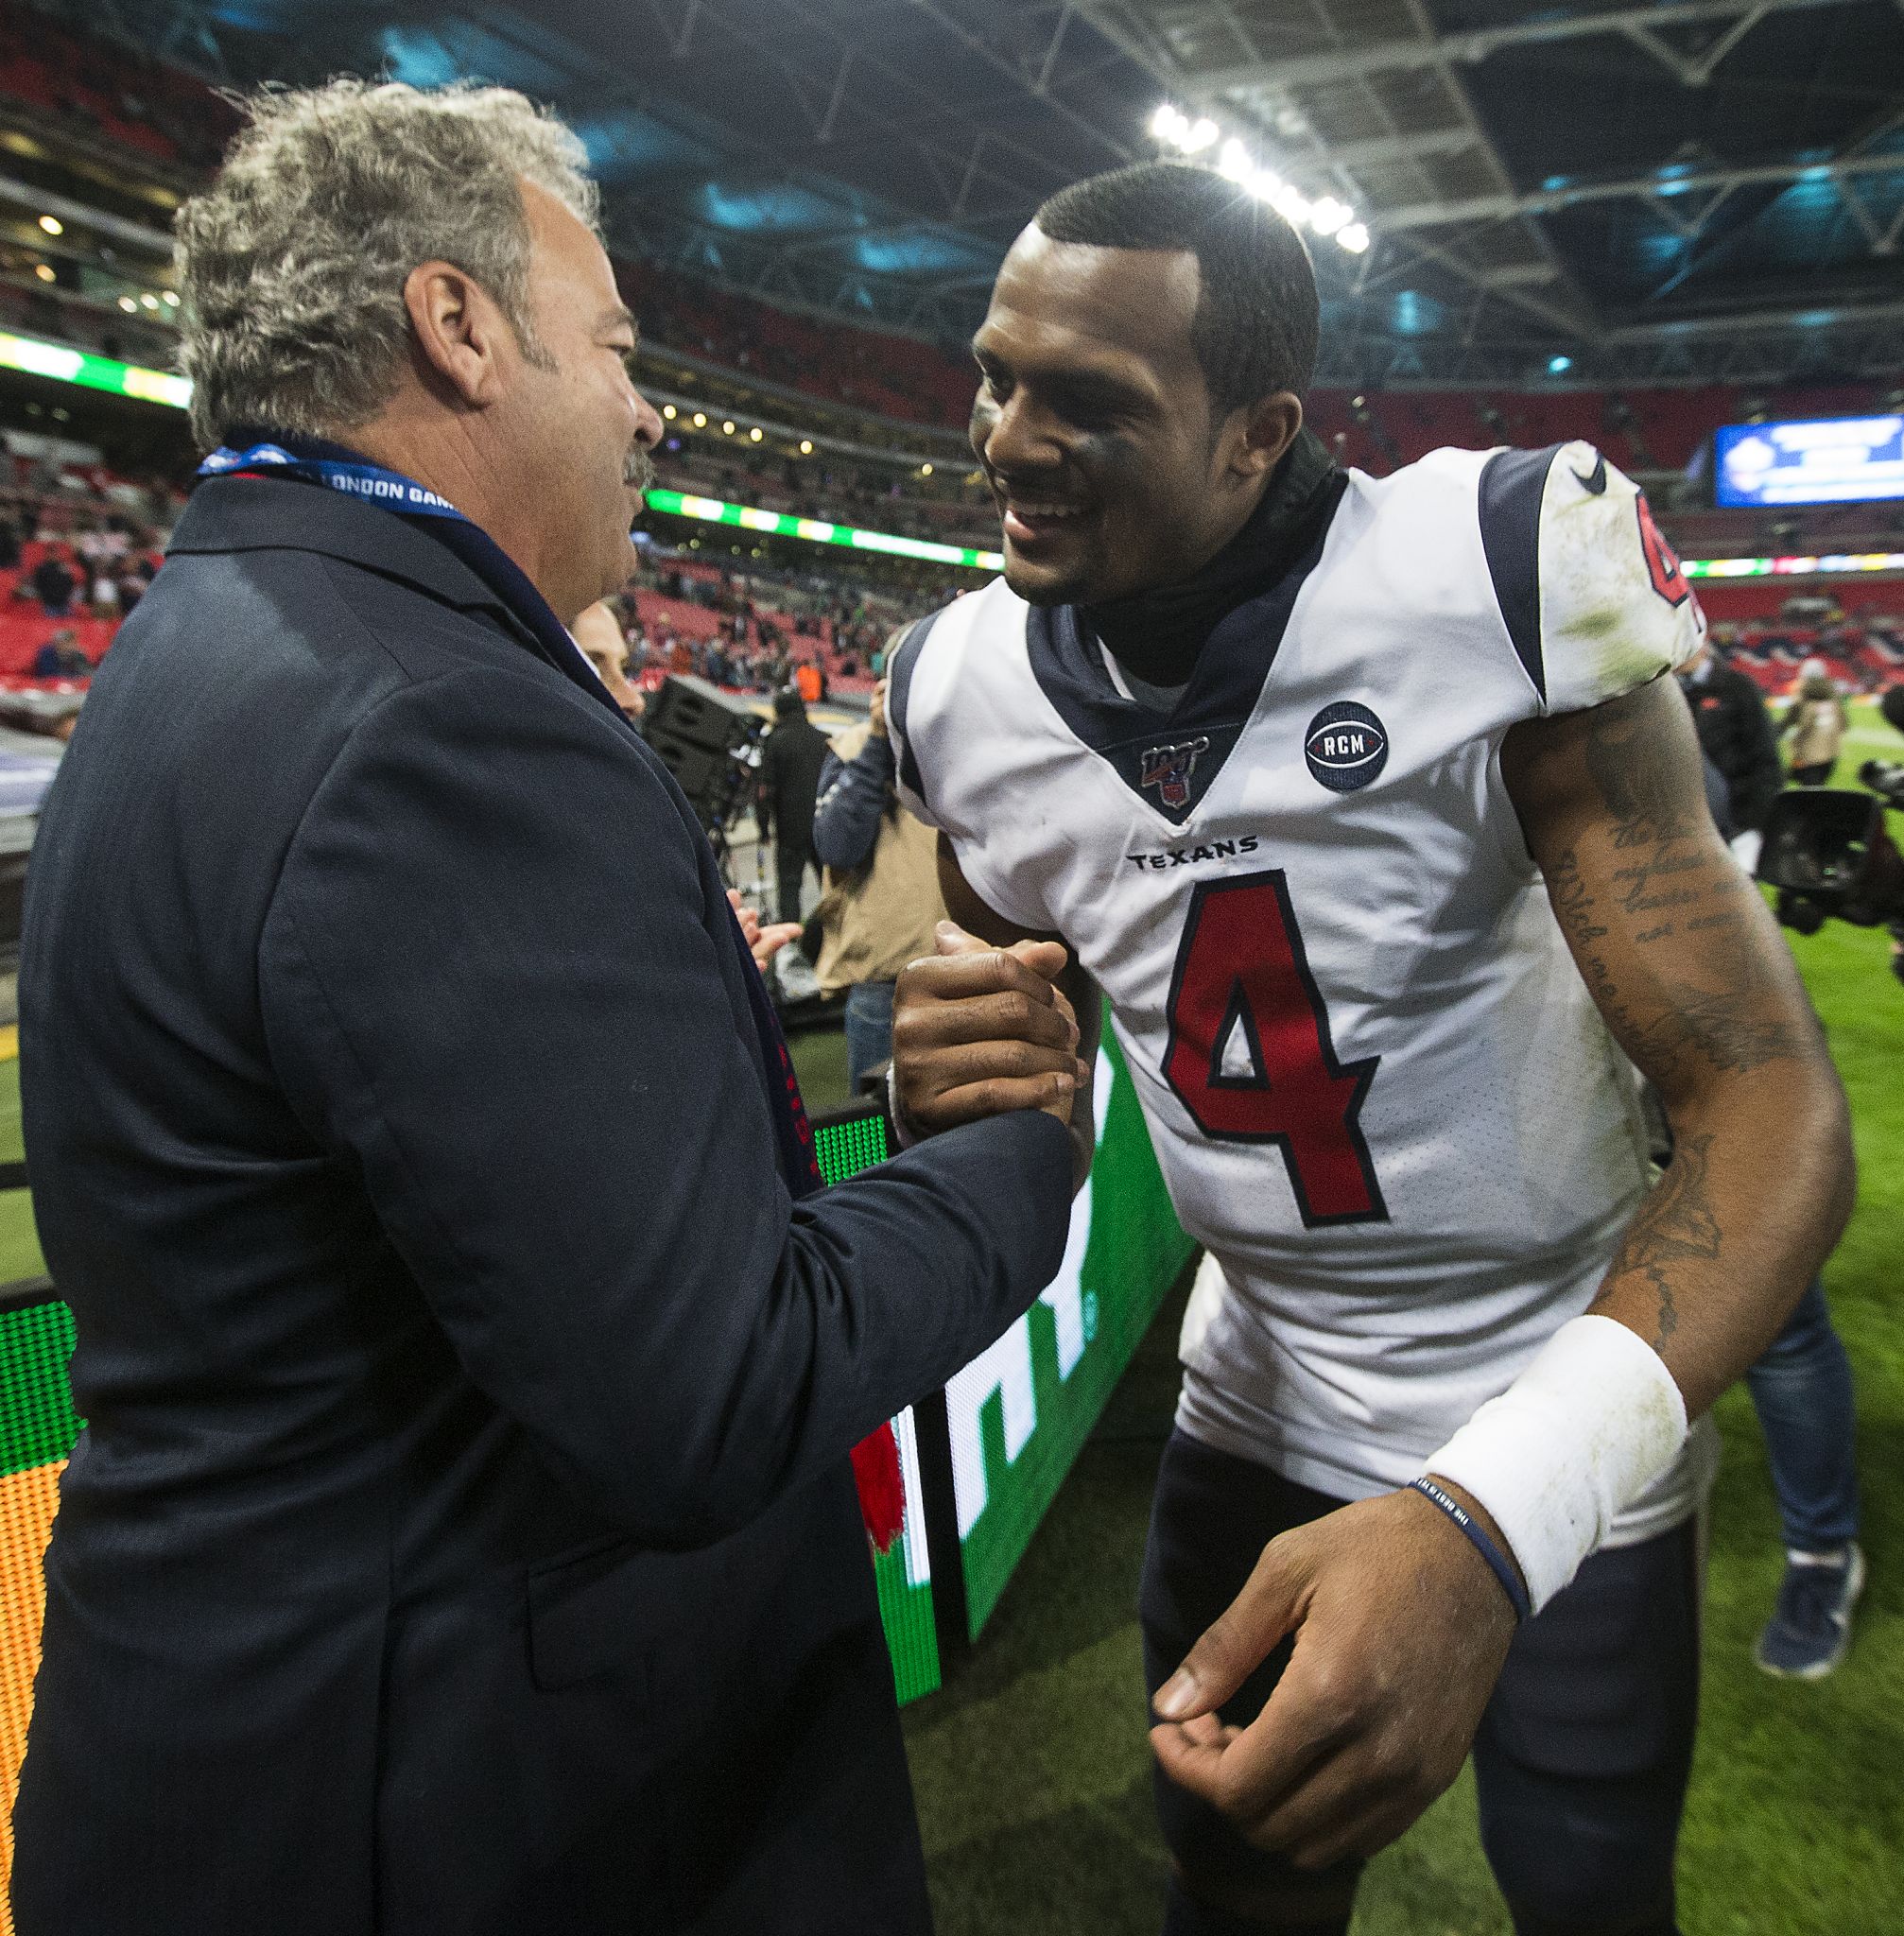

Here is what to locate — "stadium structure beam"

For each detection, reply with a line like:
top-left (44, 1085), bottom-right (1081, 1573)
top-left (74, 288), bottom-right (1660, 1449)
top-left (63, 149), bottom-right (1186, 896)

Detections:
top-left (1138, 0), bottom-right (1858, 94)
top-left (1074, 0), bottom-right (1607, 346)
top-left (1376, 148), bottom-right (1904, 231)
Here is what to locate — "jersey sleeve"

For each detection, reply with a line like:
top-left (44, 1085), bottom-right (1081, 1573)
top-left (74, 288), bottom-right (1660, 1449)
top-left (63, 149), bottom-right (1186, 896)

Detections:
top-left (883, 613), bottom-right (943, 832)
top-left (1478, 440), bottom-right (1705, 717)
top-left (884, 596), bottom-right (1058, 938)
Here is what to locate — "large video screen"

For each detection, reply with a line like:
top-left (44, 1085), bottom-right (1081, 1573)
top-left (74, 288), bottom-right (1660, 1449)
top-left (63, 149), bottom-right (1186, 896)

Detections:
top-left (1714, 414), bottom-right (1904, 508)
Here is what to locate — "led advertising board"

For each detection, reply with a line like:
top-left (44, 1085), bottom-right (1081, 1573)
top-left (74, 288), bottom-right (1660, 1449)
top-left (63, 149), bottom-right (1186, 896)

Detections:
top-left (1714, 414), bottom-right (1904, 509)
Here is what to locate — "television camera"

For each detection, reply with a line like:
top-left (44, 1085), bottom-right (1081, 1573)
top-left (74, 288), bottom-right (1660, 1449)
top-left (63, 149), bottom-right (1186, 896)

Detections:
top-left (1757, 686), bottom-right (1904, 981)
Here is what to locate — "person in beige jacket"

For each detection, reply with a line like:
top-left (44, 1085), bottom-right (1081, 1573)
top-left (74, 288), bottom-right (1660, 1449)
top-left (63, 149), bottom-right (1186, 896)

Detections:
top-left (809, 672), bottom-right (948, 1090)
top-left (1783, 662), bottom-right (1849, 786)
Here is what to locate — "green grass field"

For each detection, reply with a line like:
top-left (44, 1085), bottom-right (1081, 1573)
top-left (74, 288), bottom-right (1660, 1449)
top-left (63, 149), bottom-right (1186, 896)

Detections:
top-left (895, 696), bottom-right (1904, 1935)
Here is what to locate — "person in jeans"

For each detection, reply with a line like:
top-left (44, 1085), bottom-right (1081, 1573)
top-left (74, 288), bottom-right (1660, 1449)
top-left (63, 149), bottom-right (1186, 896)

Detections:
top-left (1745, 1278), bottom-right (1863, 1676)
top-left (1695, 751), bottom-right (1864, 1676)
top-left (810, 673), bottom-right (946, 1091)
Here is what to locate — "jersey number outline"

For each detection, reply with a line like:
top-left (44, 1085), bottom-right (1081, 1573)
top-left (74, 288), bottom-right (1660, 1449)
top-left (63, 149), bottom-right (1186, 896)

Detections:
top-left (1162, 870), bottom-right (1388, 1228)
top-left (1636, 493), bottom-right (1690, 608)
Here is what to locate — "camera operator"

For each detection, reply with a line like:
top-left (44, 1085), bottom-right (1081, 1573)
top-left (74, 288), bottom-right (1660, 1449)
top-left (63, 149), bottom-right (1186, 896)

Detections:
top-left (1782, 661), bottom-right (1849, 786)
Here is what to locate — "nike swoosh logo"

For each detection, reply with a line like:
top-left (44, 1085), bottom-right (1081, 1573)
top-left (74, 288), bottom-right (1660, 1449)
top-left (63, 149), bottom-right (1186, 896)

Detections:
top-left (1571, 452), bottom-right (1607, 494)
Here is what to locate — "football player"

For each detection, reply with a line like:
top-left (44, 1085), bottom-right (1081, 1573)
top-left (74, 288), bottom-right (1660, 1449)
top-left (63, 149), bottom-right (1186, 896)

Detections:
top-left (887, 163), bottom-right (1853, 1936)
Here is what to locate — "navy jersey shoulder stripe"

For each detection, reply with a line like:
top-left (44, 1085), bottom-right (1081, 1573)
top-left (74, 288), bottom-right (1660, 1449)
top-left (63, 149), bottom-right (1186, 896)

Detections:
top-left (1478, 443), bottom-right (1562, 705)
top-left (885, 604), bottom-right (946, 812)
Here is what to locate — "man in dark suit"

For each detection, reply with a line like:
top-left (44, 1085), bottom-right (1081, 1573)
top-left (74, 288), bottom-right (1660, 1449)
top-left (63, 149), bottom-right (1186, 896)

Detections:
top-left (11, 80), bottom-right (1087, 1936)
top-left (1680, 636), bottom-right (1783, 836)
top-left (756, 686), bottom-right (833, 924)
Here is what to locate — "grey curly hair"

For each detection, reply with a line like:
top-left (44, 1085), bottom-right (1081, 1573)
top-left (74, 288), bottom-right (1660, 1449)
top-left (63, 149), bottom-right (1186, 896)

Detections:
top-left (174, 79), bottom-right (601, 449)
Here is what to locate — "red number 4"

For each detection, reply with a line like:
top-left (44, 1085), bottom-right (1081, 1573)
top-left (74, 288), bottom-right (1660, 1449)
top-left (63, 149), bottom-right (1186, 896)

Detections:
top-left (1163, 872), bottom-right (1388, 1228)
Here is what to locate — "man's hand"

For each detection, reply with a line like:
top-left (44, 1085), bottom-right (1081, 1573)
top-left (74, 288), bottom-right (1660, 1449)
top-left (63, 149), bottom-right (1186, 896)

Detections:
top-left (869, 678), bottom-right (888, 739)
top-left (1150, 1487), bottom-right (1518, 1872)
top-left (726, 889), bottom-right (802, 970)
top-left (891, 920), bottom-right (1087, 1132)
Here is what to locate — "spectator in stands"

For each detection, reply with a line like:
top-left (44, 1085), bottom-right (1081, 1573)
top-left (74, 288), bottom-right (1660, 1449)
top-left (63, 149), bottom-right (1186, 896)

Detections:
top-left (12, 78), bottom-right (1082, 1936)
top-left (570, 596), bottom-right (645, 720)
top-left (810, 671), bottom-right (947, 1091)
top-left (1680, 637), bottom-right (1783, 852)
top-left (31, 626), bottom-right (91, 679)
top-left (30, 545), bottom-right (77, 616)
top-left (1783, 663), bottom-right (1849, 786)
top-left (756, 685), bottom-right (830, 924)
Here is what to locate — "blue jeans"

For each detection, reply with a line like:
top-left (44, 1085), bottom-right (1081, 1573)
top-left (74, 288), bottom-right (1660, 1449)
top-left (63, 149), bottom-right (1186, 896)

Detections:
top-left (1745, 1277), bottom-right (1861, 1551)
top-left (843, 979), bottom-right (895, 1096)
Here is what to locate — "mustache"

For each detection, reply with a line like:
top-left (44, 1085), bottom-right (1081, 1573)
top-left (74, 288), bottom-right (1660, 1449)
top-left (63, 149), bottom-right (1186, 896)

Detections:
top-left (624, 445), bottom-right (657, 495)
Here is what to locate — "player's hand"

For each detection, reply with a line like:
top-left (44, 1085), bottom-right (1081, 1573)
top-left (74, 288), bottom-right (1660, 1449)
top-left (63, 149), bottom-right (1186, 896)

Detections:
top-left (891, 920), bottom-right (1086, 1132)
top-left (727, 889), bottom-right (802, 970)
top-left (1150, 1485), bottom-right (1519, 1871)
top-left (869, 679), bottom-right (889, 739)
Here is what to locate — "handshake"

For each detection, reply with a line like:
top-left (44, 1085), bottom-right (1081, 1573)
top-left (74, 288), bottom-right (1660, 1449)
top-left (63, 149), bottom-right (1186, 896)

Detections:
top-left (889, 922), bottom-right (1091, 1143)
top-left (730, 892), bottom-right (1087, 1138)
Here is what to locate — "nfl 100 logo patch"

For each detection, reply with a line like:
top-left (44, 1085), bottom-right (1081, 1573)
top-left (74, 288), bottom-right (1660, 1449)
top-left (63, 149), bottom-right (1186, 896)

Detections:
top-left (1139, 735), bottom-right (1211, 810)
top-left (1304, 701), bottom-right (1389, 792)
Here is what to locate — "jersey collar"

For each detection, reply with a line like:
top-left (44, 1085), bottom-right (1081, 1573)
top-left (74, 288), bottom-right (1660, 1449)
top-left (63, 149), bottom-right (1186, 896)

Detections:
top-left (1025, 474), bottom-right (1345, 827)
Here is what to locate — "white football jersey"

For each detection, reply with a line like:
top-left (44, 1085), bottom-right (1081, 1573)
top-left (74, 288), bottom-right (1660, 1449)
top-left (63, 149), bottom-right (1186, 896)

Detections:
top-left (891, 441), bottom-right (1720, 1540)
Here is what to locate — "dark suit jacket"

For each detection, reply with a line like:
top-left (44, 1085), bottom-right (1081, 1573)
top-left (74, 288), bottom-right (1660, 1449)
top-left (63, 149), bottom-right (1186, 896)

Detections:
top-left (757, 717), bottom-right (831, 853)
top-left (1685, 661), bottom-right (1782, 833)
top-left (10, 476), bottom-right (1073, 1935)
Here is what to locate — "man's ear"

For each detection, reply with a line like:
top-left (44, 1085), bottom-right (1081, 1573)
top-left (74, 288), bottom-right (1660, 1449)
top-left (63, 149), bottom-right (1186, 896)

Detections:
top-left (402, 261), bottom-right (511, 408)
top-left (1223, 390), bottom-right (1304, 482)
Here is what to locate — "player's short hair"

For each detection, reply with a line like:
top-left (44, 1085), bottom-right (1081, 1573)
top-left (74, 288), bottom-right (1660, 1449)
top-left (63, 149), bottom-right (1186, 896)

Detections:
top-left (175, 79), bottom-right (598, 449)
top-left (1032, 162), bottom-right (1319, 414)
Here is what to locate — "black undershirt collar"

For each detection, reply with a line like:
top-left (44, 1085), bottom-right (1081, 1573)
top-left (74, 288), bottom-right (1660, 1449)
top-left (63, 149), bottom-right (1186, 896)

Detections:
top-left (1082, 426), bottom-right (1341, 690)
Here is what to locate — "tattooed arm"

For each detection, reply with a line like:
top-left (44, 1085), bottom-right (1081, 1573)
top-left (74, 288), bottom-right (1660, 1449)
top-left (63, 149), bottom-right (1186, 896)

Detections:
top-left (1501, 675), bottom-right (1855, 1415)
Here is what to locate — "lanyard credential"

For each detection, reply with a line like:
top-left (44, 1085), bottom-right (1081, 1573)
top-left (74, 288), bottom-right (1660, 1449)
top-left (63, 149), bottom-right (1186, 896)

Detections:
top-left (199, 441), bottom-right (471, 521)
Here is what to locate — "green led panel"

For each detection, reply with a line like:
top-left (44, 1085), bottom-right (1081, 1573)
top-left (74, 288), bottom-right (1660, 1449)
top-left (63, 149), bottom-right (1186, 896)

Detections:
top-left (645, 487), bottom-right (1004, 574)
top-left (813, 1110), bottom-right (889, 1185)
top-left (0, 1300), bottom-right (79, 1480)
top-left (0, 330), bottom-right (190, 412)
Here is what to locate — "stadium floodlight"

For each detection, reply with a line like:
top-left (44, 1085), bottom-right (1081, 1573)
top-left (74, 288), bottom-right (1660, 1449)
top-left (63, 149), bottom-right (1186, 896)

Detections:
top-left (1184, 117), bottom-right (1219, 154)
top-left (747, 425), bottom-right (763, 441)
top-left (32, 265), bottom-right (53, 284)
top-left (37, 215), bottom-right (61, 235)
top-left (117, 295), bottom-right (137, 313)
top-left (1308, 198), bottom-right (1352, 238)
top-left (1150, 103), bottom-right (1189, 145)
top-left (1217, 136), bottom-right (1253, 182)
top-left (1337, 222), bottom-right (1371, 253)
top-left (691, 410), bottom-right (707, 427)
top-left (798, 439), bottom-right (814, 454)
top-left (161, 290), bottom-right (179, 306)
top-left (646, 485), bottom-right (1004, 573)
top-left (1273, 184), bottom-right (1313, 228)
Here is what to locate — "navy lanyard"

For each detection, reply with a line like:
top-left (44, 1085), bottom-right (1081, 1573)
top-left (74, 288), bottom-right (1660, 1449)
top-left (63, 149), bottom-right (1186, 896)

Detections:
top-left (199, 441), bottom-right (469, 520)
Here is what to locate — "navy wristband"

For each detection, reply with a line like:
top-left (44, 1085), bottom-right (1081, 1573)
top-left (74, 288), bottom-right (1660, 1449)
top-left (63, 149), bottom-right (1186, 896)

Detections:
top-left (1408, 1477), bottom-right (1531, 1624)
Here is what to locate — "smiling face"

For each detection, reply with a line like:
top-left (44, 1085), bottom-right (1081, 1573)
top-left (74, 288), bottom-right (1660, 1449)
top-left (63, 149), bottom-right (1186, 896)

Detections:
top-left (502, 182), bottom-right (665, 622)
top-left (969, 226), bottom-right (1292, 608)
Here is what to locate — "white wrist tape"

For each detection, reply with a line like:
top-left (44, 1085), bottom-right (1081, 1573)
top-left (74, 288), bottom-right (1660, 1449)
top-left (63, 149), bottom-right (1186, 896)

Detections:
top-left (1423, 1315), bottom-right (1688, 1616)
top-left (885, 1061), bottom-right (921, 1150)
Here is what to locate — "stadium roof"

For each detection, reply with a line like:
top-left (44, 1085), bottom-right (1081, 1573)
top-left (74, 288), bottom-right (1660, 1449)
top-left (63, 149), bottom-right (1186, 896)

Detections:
top-left (82, 0), bottom-right (1904, 388)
